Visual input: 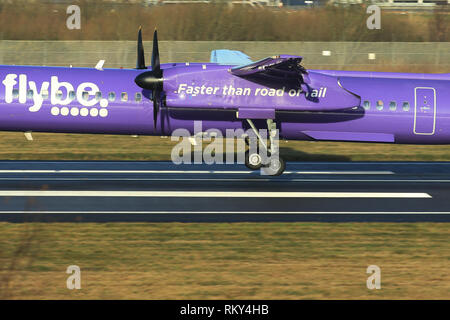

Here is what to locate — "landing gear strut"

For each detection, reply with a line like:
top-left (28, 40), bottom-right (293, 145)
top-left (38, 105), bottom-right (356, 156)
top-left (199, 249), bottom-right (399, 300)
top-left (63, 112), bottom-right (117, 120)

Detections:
top-left (244, 119), bottom-right (286, 176)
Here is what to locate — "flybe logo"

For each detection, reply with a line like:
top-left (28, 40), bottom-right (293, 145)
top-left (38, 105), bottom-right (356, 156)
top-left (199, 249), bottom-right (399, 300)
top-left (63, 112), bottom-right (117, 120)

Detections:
top-left (2, 74), bottom-right (109, 117)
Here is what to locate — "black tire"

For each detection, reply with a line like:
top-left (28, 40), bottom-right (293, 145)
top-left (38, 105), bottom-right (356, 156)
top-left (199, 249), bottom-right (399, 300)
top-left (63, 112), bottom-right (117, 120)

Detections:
top-left (245, 150), bottom-right (263, 170)
top-left (261, 156), bottom-right (286, 176)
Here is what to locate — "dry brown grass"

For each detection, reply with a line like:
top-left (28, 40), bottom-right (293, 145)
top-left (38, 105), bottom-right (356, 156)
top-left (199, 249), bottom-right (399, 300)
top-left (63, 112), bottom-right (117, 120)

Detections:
top-left (0, 222), bottom-right (448, 299)
top-left (0, 1), bottom-right (448, 41)
top-left (1, 131), bottom-right (450, 162)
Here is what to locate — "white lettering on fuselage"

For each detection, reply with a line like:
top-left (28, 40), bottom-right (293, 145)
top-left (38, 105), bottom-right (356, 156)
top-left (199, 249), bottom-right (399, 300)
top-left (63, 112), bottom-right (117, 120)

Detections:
top-left (177, 83), bottom-right (327, 98)
top-left (1, 73), bottom-right (109, 117)
top-left (177, 83), bottom-right (220, 97)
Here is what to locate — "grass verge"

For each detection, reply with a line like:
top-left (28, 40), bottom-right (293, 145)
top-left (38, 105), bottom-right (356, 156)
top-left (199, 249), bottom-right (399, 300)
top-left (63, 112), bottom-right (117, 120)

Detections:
top-left (0, 222), bottom-right (448, 299)
top-left (2, 132), bottom-right (450, 161)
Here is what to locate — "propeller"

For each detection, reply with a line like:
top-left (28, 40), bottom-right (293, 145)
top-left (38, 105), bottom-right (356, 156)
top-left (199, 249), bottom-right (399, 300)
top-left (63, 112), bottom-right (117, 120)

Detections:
top-left (136, 27), bottom-right (146, 70)
top-left (135, 29), bottom-right (164, 130)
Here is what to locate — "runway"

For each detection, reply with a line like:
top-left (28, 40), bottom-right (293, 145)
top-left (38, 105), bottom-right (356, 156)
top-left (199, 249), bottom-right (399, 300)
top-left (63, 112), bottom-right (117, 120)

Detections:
top-left (0, 161), bottom-right (449, 222)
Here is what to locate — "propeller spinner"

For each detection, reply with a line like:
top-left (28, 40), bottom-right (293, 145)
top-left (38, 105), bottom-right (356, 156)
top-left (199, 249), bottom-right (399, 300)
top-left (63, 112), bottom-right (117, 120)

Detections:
top-left (135, 29), bottom-right (163, 130)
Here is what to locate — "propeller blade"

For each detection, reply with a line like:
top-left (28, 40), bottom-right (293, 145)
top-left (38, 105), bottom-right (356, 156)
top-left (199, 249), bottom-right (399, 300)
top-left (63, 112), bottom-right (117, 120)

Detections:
top-left (134, 28), bottom-right (164, 131)
top-left (153, 90), bottom-right (159, 129)
top-left (136, 27), bottom-right (146, 70)
top-left (151, 29), bottom-right (161, 75)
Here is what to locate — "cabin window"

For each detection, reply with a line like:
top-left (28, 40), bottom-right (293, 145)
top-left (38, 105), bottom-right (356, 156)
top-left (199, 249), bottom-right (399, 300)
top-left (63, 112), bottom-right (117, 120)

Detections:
top-left (363, 100), bottom-right (370, 110)
top-left (69, 91), bottom-right (76, 100)
top-left (108, 92), bottom-right (116, 102)
top-left (402, 102), bottom-right (410, 111)
top-left (389, 101), bottom-right (397, 111)
top-left (56, 90), bottom-right (63, 101)
top-left (42, 90), bottom-right (49, 100)
top-left (376, 100), bottom-right (384, 110)
top-left (12, 89), bottom-right (19, 99)
top-left (82, 91), bottom-right (89, 101)
top-left (95, 92), bottom-right (102, 101)
top-left (27, 90), bottom-right (34, 100)
top-left (121, 92), bottom-right (128, 102)
top-left (135, 92), bottom-right (142, 102)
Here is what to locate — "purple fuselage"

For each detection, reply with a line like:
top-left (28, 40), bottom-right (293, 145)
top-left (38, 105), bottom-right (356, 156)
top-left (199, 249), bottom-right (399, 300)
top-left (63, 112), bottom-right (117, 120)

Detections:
top-left (0, 63), bottom-right (449, 144)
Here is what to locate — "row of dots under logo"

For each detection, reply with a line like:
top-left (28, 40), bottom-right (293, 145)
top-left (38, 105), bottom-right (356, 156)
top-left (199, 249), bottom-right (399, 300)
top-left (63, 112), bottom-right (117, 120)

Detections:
top-left (51, 107), bottom-right (108, 117)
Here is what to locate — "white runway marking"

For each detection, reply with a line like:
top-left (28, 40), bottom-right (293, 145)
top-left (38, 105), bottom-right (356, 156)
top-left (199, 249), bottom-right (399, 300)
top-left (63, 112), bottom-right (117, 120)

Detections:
top-left (291, 171), bottom-right (394, 175)
top-left (0, 170), bottom-right (394, 175)
top-left (0, 211), bottom-right (445, 215)
top-left (0, 177), bottom-right (446, 183)
top-left (0, 170), bottom-right (252, 174)
top-left (0, 190), bottom-right (432, 198)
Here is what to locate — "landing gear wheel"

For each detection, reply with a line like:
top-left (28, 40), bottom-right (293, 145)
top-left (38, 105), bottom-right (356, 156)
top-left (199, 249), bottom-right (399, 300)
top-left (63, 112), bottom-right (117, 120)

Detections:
top-left (245, 150), bottom-right (263, 170)
top-left (244, 119), bottom-right (285, 176)
top-left (262, 156), bottom-right (286, 176)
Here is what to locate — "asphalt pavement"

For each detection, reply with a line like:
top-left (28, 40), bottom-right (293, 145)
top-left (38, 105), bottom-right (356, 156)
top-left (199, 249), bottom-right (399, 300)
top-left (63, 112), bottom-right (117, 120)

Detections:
top-left (0, 161), bottom-right (449, 222)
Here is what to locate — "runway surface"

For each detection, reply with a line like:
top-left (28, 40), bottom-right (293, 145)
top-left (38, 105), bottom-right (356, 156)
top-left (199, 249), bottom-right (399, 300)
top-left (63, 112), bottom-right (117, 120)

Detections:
top-left (0, 161), bottom-right (450, 222)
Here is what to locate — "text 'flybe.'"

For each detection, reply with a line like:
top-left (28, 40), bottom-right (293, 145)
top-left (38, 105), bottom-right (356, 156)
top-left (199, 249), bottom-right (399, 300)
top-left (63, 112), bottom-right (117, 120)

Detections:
top-left (2, 74), bottom-right (109, 117)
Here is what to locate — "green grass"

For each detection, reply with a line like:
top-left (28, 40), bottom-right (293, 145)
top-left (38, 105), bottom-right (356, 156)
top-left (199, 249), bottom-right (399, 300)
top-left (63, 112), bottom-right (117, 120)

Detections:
top-left (0, 222), bottom-right (448, 299)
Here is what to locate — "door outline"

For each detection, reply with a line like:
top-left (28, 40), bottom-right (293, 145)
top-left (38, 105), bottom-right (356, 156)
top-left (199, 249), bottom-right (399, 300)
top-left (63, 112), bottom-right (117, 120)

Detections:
top-left (414, 87), bottom-right (436, 135)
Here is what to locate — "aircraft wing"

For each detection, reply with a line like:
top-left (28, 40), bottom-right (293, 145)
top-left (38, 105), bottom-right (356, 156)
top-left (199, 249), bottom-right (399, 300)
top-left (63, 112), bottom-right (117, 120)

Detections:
top-left (230, 55), bottom-right (306, 80)
top-left (210, 49), bottom-right (253, 65)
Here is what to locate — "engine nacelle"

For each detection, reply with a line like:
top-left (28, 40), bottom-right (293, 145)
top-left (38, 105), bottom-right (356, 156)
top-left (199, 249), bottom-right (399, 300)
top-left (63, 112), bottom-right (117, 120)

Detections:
top-left (163, 66), bottom-right (361, 112)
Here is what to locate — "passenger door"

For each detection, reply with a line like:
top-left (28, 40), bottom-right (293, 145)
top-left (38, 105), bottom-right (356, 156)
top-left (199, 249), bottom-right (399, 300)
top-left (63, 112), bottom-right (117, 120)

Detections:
top-left (414, 87), bottom-right (436, 135)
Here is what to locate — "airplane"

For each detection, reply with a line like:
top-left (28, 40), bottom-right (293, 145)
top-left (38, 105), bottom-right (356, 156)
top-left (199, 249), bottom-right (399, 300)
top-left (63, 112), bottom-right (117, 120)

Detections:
top-left (0, 29), bottom-right (448, 176)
